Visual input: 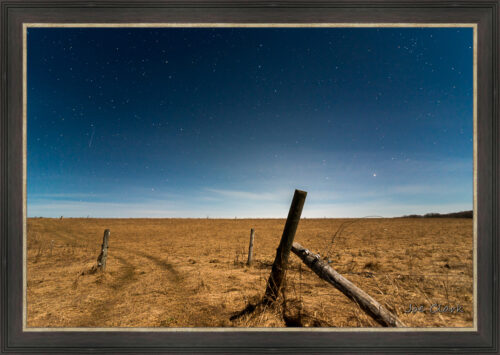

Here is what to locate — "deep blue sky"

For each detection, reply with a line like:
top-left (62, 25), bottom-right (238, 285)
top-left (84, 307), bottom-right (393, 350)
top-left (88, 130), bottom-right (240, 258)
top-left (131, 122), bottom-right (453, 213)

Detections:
top-left (27, 27), bottom-right (473, 218)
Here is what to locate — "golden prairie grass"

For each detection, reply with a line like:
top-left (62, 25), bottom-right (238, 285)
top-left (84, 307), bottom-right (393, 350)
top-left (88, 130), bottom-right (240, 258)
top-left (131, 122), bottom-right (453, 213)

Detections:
top-left (26, 217), bottom-right (473, 328)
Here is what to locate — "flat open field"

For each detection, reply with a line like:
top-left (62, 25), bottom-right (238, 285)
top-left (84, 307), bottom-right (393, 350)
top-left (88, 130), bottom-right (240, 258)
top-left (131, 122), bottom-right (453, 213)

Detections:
top-left (27, 218), bottom-right (473, 328)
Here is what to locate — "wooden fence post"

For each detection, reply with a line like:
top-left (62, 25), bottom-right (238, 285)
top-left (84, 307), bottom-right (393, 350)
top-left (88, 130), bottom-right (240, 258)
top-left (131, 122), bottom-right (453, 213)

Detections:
top-left (246, 229), bottom-right (255, 266)
top-left (263, 189), bottom-right (307, 304)
top-left (291, 242), bottom-right (406, 327)
top-left (96, 229), bottom-right (110, 271)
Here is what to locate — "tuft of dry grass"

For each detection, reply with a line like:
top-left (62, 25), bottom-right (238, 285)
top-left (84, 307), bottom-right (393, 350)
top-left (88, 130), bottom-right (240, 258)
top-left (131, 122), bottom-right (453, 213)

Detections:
top-left (27, 217), bottom-right (473, 328)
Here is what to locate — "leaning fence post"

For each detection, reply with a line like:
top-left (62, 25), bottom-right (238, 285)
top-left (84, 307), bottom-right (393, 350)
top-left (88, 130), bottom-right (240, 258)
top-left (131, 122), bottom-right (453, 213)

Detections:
top-left (263, 189), bottom-right (307, 304)
top-left (247, 229), bottom-right (255, 266)
top-left (96, 229), bottom-right (110, 271)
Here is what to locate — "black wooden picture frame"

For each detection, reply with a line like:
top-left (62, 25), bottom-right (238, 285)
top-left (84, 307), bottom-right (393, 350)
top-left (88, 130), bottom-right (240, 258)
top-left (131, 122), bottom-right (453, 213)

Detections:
top-left (1, 1), bottom-right (498, 353)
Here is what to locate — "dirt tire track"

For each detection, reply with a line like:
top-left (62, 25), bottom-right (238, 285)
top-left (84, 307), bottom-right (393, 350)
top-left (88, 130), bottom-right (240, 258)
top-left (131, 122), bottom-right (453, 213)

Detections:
top-left (70, 255), bottom-right (137, 327)
top-left (70, 244), bottom-right (187, 327)
top-left (132, 250), bottom-right (184, 283)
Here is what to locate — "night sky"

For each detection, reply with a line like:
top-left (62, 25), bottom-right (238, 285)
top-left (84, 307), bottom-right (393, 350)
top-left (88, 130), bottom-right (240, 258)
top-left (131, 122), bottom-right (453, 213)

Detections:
top-left (27, 27), bottom-right (473, 218)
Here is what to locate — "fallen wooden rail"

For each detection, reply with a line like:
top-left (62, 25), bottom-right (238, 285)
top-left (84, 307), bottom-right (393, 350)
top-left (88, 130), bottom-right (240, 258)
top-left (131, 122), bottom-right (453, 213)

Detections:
top-left (291, 242), bottom-right (406, 327)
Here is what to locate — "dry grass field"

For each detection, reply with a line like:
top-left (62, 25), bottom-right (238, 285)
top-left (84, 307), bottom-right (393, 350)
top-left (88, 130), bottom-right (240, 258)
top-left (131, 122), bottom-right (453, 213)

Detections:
top-left (27, 217), bottom-right (473, 328)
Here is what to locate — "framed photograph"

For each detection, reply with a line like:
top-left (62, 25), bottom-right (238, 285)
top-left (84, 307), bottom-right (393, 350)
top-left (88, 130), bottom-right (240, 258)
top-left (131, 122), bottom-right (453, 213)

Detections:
top-left (1, 0), bottom-right (498, 353)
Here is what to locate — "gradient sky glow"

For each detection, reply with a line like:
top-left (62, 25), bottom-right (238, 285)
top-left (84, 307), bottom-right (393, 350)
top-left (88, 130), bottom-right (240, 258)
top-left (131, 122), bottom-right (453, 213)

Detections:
top-left (27, 27), bottom-right (473, 218)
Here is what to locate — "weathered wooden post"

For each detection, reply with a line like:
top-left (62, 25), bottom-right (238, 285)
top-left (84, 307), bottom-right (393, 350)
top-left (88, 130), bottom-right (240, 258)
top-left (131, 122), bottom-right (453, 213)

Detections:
top-left (291, 242), bottom-right (406, 327)
top-left (246, 229), bottom-right (255, 266)
top-left (96, 229), bottom-right (110, 271)
top-left (263, 189), bottom-right (307, 304)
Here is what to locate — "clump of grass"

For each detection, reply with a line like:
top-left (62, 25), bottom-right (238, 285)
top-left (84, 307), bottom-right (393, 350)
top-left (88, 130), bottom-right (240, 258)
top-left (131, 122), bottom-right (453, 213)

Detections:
top-left (363, 261), bottom-right (380, 271)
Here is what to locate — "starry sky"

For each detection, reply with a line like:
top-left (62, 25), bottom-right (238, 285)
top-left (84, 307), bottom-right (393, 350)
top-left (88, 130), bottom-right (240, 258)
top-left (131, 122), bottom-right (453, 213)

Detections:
top-left (27, 27), bottom-right (473, 218)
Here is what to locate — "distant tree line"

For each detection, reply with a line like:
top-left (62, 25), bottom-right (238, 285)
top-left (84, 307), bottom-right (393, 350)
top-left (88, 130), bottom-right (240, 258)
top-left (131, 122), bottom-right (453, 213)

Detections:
top-left (401, 210), bottom-right (473, 218)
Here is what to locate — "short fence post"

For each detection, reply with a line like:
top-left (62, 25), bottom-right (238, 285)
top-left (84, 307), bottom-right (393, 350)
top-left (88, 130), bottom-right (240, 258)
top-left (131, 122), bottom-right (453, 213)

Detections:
top-left (96, 229), bottom-right (110, 271)
top-left (263, 189), bottom-right (307, 304)
top-left (246, 229), bottom-right (255, 266)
